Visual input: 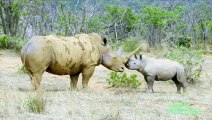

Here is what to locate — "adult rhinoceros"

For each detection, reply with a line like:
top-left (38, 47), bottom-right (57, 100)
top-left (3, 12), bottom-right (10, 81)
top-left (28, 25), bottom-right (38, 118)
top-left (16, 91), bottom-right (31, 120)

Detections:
top-left (21, 33), bottom-right (141, 90)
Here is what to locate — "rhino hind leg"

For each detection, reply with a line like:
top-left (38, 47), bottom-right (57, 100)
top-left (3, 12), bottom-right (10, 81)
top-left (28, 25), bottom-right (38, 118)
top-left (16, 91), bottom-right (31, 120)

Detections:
top-left (172, 77), bottom-right (181, 94)
top-left (70, 73), bottom-right (80, 90)
top-left (145, 75), bottom-right (155, 93)
top-left (176, 73), bottom-right (187, 93)
top-left (181, 81), bottom-right (187, 93)
top-left (82, 67), bottom-right (95, 88)
top-left (30, 73), bottom-right (43, 91)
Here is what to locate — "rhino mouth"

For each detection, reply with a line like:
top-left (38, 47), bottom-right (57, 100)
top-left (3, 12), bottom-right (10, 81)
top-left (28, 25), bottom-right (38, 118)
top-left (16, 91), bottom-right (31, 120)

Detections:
top-left (115, 67), bottom-right (124, 72)
top-left (125, 64), bottom-right (129, 68)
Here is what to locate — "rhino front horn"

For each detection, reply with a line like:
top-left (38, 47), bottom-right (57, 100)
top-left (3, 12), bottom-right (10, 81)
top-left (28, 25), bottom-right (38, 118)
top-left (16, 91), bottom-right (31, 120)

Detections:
top-left (122, 44), bottom-right (142, 64)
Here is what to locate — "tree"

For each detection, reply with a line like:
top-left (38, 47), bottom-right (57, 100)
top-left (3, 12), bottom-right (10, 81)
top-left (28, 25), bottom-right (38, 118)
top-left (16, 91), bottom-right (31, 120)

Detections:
top-left (0, 0), bottom-right (23, 36)
top-left (103, 6), bottom-right (138, 42)
top-left (141, 4), bottom-right (185, 47)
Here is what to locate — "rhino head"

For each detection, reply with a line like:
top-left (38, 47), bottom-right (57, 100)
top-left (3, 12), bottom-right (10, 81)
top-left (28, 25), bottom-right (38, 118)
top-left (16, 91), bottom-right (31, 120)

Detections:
top-left (101, 46), bottom-right (141, 72)
top-left (89, 33), bottom-right (141, 72)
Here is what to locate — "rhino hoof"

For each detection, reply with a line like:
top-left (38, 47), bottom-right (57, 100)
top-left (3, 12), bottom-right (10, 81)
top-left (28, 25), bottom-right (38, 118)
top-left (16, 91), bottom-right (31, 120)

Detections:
top-left (69, 87), bottom-right (78, 91)
top-left (146, 89), bottom-right (154, 93)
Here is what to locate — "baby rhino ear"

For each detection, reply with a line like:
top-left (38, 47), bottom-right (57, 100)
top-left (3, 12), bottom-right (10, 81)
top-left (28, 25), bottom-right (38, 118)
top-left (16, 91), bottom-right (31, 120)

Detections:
top-left (140, 54), bottom-right (142, 60)
top-left (134, 54), bottom-right (137, 59)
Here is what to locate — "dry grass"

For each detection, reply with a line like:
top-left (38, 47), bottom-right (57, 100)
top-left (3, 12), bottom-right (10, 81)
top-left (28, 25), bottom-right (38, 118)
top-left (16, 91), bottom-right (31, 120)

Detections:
top-left (0, 50), bottom-right (212, 120)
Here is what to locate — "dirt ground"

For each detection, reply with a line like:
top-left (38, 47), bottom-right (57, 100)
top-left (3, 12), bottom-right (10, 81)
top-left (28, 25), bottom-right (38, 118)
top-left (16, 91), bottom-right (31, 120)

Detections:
top-left (0, 50), bottom-right (211, 120)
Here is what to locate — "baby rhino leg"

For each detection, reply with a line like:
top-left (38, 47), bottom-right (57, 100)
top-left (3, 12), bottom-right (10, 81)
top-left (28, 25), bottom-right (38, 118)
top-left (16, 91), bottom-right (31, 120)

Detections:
top-left (145, 75), bottom-right (155, 93)
top-left (177, 72), bottom-right (188, 93)
top-left (172, 76), bottom-right (181, 94)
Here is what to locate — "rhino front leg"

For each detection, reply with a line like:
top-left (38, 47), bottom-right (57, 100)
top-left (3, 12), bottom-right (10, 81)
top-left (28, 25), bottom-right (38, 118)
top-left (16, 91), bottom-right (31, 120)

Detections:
top-left (82, 66), bottom-right (95, 88)
top-left (145, 75), bottom-right (155, 93)
top-left (70, 73), bottom-right (80, 90)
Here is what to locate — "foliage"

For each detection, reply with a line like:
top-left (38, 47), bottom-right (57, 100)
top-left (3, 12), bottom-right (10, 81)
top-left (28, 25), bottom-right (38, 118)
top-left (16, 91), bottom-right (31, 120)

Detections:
top-left (18, 97), bottom-right (46, 114)
top-left (165, 46), bottom-right (204, 83)
top-left (176, 36), bottom-right (191, 48)
top-left (0, 35), bottom-right (10, 48)
top-left (18, 65), bottom-right (28, 74)
top-left (87, 15), bottom-right (104, 33)
top-left (107, 72), bottom-right (141, 89)
top-left (110, 37), bottom-right (140, 52)
top-left (104, 6), bottom-right (138, 41)
top-left (141, 4), bottom-right (186, 47)
top-left (0, 0), bottom-right (25, 36)
top-left (141, 5), bottom-right (167, 27)
top-left (0, 35), bottom-right (25, 50)
top-left (120, 38), bottom-right (140, 52)
top-left (0, 0), bottom-right (211, 50)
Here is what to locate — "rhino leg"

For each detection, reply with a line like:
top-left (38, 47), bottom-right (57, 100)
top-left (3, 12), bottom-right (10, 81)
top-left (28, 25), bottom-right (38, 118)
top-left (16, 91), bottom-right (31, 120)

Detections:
top-left (181, 81), bottom-right (187, 93)
top-left (82, 67), bottom-right (95, 88)
top-left (172, 78), bottom-right (181, 94)
top-left (176, 68), bottom-right (187, 93)
top-left (30, 73), bottom-right (43, 91)
top-left (145, 75), bottom-right (155, 93)
top-left (70, 73), bottom-right (80, 90)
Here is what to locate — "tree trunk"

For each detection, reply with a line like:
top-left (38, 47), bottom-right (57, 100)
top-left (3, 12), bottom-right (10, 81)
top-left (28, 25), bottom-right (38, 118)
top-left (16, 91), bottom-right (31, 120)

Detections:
top-left (203, 28), bottom-right (208, 49)
top-left (0, 2), bottom-right (7, 34)
top-left (192, 29), bottom-right (197, 47)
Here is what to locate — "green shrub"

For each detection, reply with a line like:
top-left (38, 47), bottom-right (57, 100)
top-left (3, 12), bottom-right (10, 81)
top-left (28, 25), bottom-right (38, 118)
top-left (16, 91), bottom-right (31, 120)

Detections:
top-left (176, 36), bottom-right (191, 48)
top-left (165, 46), bottom-right (204, 83)
top-left (18, 66), bottom-right (28, 74)
top-left (107, 72), bottom-right (141, 89)
top-left (0, 35), bottom-right (26, 50)
top-left (0, 34), bottom-right (10, 48)
top-left (18, 96), bottom-right (46, 114)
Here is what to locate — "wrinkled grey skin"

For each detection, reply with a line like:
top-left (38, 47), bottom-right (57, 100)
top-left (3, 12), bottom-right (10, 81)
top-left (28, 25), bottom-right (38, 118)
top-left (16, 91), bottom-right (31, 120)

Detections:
top-left (125, 54), bottom-right (187, 93)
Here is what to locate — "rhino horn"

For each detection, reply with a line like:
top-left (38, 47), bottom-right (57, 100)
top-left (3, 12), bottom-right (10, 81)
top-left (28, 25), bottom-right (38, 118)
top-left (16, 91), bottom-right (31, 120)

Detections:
top-left (122, 44), bottom-right (142, 64)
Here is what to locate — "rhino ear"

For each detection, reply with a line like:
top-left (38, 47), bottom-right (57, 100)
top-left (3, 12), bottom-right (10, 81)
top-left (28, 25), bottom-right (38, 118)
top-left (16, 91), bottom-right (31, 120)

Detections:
top-left (140, 54), bottom-right (142, 60)
top-left (101, 36), bottom-right (107, 46)
top-left (134, 54), bottom-right (137, 59)
top-left (117, 47), bottom-right (123, 56)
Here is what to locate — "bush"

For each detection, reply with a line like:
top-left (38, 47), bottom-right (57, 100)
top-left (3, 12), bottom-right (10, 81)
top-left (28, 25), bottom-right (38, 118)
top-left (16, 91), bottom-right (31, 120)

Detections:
top-left (107, 72), bottom-right (141, 89)
top-left (18, 96), bottom-right (46, 114)
top-left (18, 66), bottom-right (28, 74)
top-left (0, 35), bottom-right (25, 50)
top-left (165, 46), bottom-right (204, 83)
top-left (0, 34), bottom-right (10, 48)
top-left (176, 37), bottom-right (191, 48)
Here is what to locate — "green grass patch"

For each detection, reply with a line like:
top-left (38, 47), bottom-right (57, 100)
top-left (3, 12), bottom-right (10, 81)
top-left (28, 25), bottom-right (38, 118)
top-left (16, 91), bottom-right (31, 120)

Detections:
top-left (18, 96), bottom-right (46, 114)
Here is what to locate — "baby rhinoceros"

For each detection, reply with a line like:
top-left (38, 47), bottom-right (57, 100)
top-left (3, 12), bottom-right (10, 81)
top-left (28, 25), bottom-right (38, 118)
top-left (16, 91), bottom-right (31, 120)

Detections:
top-left (125, 54), bottom-right (187, 93)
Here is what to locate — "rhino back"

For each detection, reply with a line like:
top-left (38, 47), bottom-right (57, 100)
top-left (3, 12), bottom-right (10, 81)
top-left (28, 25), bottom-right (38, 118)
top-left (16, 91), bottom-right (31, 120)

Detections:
top-left (143, 58), bottom-right (179, 80)
top-left (45, 34), bottom-right (101, 75)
